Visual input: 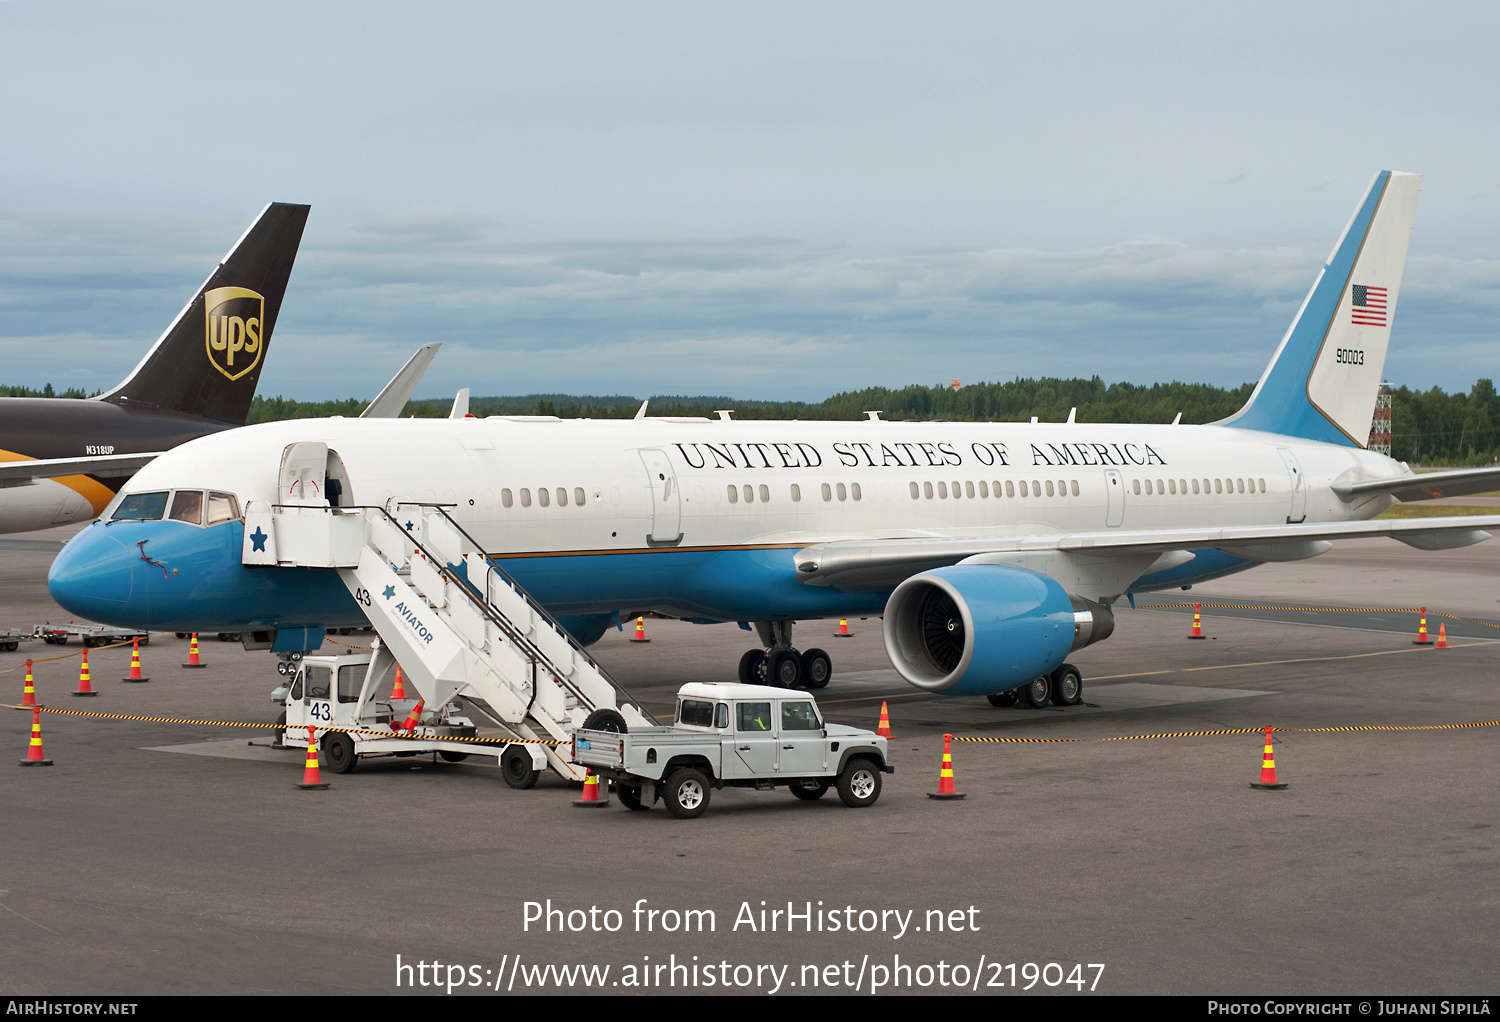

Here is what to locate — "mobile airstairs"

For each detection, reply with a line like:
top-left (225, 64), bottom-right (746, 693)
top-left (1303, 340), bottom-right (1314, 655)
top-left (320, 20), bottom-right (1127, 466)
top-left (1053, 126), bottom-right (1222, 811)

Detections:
top-left (243, 498), bottom-right (654, 782)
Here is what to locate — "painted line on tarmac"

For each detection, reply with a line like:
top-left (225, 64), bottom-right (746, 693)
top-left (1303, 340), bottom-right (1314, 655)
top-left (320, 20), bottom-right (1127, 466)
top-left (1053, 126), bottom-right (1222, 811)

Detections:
top-left (1089, 638), bottom-right (1500, 682)
top-left (953, 719), bottom-right (1500, 744)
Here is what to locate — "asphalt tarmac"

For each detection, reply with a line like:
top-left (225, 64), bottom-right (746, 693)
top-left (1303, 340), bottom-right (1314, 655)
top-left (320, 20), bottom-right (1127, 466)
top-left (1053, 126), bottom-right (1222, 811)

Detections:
top-left (2, 532), bottom-right (1497, 996)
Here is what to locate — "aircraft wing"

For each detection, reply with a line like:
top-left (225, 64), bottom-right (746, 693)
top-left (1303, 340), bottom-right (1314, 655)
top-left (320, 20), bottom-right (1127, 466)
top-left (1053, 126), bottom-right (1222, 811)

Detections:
top-left (360, 343), bottom-right (441, 418)
top-left (0, 452), bottom-right (161, 487)
top-left (793, 514), bottom-right (1500, 591)
top-left (1334, 466), bottom-right (1500, 503)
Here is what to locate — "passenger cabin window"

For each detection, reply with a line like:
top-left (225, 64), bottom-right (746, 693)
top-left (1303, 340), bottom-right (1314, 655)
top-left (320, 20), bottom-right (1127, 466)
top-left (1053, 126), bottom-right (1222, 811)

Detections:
top-left (791, 484), bottom-right (802, 502)
top-left (538, 488), bottom-right (550, 507)
top-left (678, 698), bottom-right (715, 728)
top-left (574, 487), bottom-right (586, 506)
top-left (727, 485), bottom-right (738, 504)
top-left (112, 491), bottom-right (169, 521)
top-left (781, 700), bottom-right (821, 731)
top-left (736, 702), bottom-right (772, 732)
top-left (206, 492), bottom-right (239, 526)
top-left (502, 488), bottom-right (514, 508)
top-left (758, 484), bottom-right (769, 503)
top-left (169, 490), bottom-right (204, 525)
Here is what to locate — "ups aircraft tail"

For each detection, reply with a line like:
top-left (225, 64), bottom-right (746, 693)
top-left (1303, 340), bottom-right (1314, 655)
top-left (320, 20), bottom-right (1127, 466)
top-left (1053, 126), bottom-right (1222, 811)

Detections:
top-left (97, 202), bottom-right (311, 424)
top-left (1219, 170), bottom-right (1420, 447)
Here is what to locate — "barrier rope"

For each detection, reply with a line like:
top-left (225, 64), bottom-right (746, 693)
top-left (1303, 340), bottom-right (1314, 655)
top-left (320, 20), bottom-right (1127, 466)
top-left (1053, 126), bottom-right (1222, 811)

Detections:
top-left (1138, 601), bottom-right (1500, 630)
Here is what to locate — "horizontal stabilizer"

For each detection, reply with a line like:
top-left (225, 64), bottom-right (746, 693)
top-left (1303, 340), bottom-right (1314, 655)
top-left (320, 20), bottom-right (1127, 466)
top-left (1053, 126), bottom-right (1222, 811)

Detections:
top-left (0, 452), bottom-right (161, 487)
top-left (1333, 466), bottom-right (1500, 503)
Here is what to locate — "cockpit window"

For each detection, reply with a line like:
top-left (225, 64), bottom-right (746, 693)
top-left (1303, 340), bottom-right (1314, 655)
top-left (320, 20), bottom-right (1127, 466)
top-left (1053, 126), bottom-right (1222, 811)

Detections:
top-left (111, 492), bottom-right (169, 521)
top-left (169, 490), bottom-right (204, 526)
top-left (207, 492), bottom-right (240, 526)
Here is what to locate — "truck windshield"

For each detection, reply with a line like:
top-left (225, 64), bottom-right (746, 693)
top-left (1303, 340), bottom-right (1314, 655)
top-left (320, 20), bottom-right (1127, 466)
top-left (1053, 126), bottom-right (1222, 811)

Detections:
top-left (678, 699), bottom-right (715, 727)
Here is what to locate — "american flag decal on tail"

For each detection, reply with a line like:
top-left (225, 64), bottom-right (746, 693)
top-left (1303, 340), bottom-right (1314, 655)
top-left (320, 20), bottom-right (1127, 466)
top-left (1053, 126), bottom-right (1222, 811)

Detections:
top-left (1351, 284), bottom-right (1388, 327)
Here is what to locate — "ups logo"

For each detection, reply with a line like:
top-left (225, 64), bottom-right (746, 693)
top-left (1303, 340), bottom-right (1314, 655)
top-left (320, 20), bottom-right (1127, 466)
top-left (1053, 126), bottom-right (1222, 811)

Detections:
top-left (204, 286), bottom-right (265, 381)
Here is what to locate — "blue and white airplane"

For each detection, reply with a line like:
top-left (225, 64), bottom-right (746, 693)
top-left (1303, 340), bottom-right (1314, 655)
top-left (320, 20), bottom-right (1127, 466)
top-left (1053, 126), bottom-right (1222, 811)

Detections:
top-left (46, 171), bottom-right (1500, 704)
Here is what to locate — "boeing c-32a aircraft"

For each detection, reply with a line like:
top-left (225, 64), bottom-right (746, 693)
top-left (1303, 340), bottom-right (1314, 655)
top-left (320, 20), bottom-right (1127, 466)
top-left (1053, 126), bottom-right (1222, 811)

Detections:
top-left (47, 171), bottom-right (1500, 713)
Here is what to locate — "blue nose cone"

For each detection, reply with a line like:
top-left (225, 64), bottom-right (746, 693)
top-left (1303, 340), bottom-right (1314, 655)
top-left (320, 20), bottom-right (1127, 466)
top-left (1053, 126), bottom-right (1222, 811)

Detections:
top-left (48, 524), bottom-right (142, 626)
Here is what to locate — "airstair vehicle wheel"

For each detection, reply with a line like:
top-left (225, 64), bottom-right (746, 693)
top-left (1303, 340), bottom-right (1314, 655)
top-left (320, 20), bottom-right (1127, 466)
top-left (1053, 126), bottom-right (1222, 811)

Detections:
top-left (581, 708), bottom-right (628, 733)
top-left (501, 746), bottom-right (540, 789)
top-left (322, 732), bottom-right (357, 774)
top-left (438, 750), bottom-right (469, 762)
top-left (1024, 675), bottom-right (1052, 709)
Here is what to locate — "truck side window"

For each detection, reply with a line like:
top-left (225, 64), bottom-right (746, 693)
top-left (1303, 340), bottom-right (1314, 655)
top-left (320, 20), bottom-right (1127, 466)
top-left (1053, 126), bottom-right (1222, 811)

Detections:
top-left (736, 702), bottom-right (771, 732)
top-left (780, 701), bottom-right (820, 731)
top-left (304, 666), bottom-right (331, 700)
top-left (715, 703), bottom-right (729, 729)
top-left (289, 673), bottom-right (303, 701)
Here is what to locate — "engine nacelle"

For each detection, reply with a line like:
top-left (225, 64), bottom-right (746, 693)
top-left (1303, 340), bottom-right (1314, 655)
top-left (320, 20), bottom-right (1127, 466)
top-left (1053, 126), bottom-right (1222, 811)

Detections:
top-left (881, 565), bottom-right (1115, 696)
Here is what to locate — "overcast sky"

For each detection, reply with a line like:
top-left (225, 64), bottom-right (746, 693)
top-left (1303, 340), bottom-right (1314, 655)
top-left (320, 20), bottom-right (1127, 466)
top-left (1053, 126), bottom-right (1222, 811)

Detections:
top-left (1, 2), bottom-right (1496, 403)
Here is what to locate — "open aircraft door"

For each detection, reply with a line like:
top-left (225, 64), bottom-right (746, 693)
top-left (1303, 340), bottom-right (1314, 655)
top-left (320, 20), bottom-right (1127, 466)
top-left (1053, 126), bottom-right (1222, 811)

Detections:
top-left (1277, 448), bottom-right (1307, 523)
top-left (280, 442), bottom-right (329, 506)
top-left (639, 448), bottom-right (683, 547)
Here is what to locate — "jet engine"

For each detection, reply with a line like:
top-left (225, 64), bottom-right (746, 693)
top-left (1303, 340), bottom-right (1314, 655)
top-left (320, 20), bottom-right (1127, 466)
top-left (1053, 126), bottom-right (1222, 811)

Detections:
top-left (881, 564), bottom-right (1114, 695)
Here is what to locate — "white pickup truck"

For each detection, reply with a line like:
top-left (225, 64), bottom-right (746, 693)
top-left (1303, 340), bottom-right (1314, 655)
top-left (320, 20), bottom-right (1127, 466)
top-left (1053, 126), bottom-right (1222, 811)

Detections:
top-left (571, 682), bottom-right (892, 818)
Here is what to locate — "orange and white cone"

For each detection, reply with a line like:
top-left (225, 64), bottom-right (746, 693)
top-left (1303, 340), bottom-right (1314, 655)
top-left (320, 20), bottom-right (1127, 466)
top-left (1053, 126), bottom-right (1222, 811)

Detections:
top-left (1188, 603), bottom-right (1206, 639)
top-left (1414, 608), bottom-right (1433, 645)
top-left (391, 666), bottom-right (406, 699)
top-left (294, 725), bottom-right (329, 789)
top-left (877, 701), bottom-right (895, 739)
top-left (836, 618), bottom-right (852, 638)
top-left (21, 660), bottom-right (37, 707)
top-left (18, 708), bottom-right (52, 766)
top-left (397, 698), bottom-right (425, 733)
top-left (1436, 623), bottom-right (1448, 649)
top-left (573, 769), bottom-right (610, 807)
top-left (74, 651), bottom-right (95, 697)
top-left (1249, 727), bottom-right (1288, 790)
top-left (927, 733), bottom-right (965, 800)
top-left (182, 633), bottom-right (206, 668)
top-left (122, 637), bottom-right (149, 683)
top-left (630, 617), bottom-right (650, 643)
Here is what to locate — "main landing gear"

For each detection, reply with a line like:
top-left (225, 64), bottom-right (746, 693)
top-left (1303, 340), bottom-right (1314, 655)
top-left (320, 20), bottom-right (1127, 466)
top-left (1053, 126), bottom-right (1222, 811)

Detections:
top-left (737, 621), bottom-right (832, 690)
top-left (986, 662), bottom-right (1084, 709)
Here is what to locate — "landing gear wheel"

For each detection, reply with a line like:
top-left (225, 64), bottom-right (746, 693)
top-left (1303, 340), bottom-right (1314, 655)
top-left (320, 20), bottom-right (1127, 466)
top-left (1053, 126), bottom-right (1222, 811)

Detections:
top-left (1023, 675), bottom-right (1052, 709)
top-left (664, 768), bottom-right (711, 819)
top-left (767, 649), bottom-right (802, 688)
top-left (986, 691), bottom-right (1018, 707)
top-left (175, 633), bottom-right (188, 639)
top-left (438, 750), bottom-right (469, 762)
top-left (616, 784), bottom-right (649, 810)
top-left (800, 648), bottom-right (832, 689)
top-left (790, 778), bottom-right (830, 801)
top-left (500, 746), bottom-right (540, 789)
top-left (836, 758), bottom-right (882, 807)
top-left (1050, 663), bottom-right (1083, 706)
top-left (322, 732), bottom-right (357, 773)
top-left (581, 708), bottom-right (628, 733)
top-left (738, 649), bottom-right (766, 685)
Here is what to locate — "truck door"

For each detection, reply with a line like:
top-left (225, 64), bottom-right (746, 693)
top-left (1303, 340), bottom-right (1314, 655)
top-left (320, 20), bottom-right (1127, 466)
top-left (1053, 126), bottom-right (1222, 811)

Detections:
top-left (730, 700), bottom-right (777, 776)
top-left (775, 699), bottom-right (827, 775)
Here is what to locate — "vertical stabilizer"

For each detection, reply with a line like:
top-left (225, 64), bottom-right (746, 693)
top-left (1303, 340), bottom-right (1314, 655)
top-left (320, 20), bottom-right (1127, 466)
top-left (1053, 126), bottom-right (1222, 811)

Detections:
top-left (1219, 171), bottom-right (1420, 446)
top-left (97, 202), bottom-right (311, 424)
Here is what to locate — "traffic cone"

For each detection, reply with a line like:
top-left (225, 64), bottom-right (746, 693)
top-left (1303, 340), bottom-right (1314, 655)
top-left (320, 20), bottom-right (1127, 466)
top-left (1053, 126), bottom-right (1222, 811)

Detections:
top-left (572, 769), bottom-right (610, 808)
top-left (1414, 608), bottom-right (1433, 645)
top-left (182, 633), bottom-right (206, 668)
top-left (927, 733), bottom-right (965, 800)
top-left (1188, 603), bottom-right (1206, 639)
top-left (122, 638), bottom-right (149, 683)
top-left (74, 651), bottom-right (96, 697)
top-left (876, 701), bottom-right (895, 739)
top-left (21, 660), bottom-right (36, 707)
top-left (294, 726), bottom-right (329, 789)
top-left (397, 698), bottom-right (425, 733)
top-left (835, 618), bottom-right (852, 638)
top-left (630, 617), bottom-right (650, 643)
top-left (391, 666), bottom-right (406, 699)
top-left (18, 707), bottom-right (52, 766)
top-left (1436, 623), bottom-right (1448, 649)
top-left (1249, 727), bottom-right (1288, 790)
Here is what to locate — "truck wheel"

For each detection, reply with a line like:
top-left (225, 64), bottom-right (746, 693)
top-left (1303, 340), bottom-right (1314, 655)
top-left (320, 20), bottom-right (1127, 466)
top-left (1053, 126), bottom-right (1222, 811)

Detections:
top-left (616, 784), bottom-right (649, 811)
top-left (800, 649), bottom-right (832, 689)
top-left (501, 746), bottom-right (540, 789)
top-left (1050, 664), bottom-right (1083, 706)
top-left (986, 691), bottom-right (1018, 707)
top-left (664, 768), bottom-right (710, 819)
top-left (790, 778), bottom-right (829, 801)
top-left (836, 758), bottom-right (882, 808)
top-left (322, 732), bottom-right (357, 774)
top-left (581, 707), bottom-right (628, 733)
top-left (1023, 675), bottom-right (1051, 709)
